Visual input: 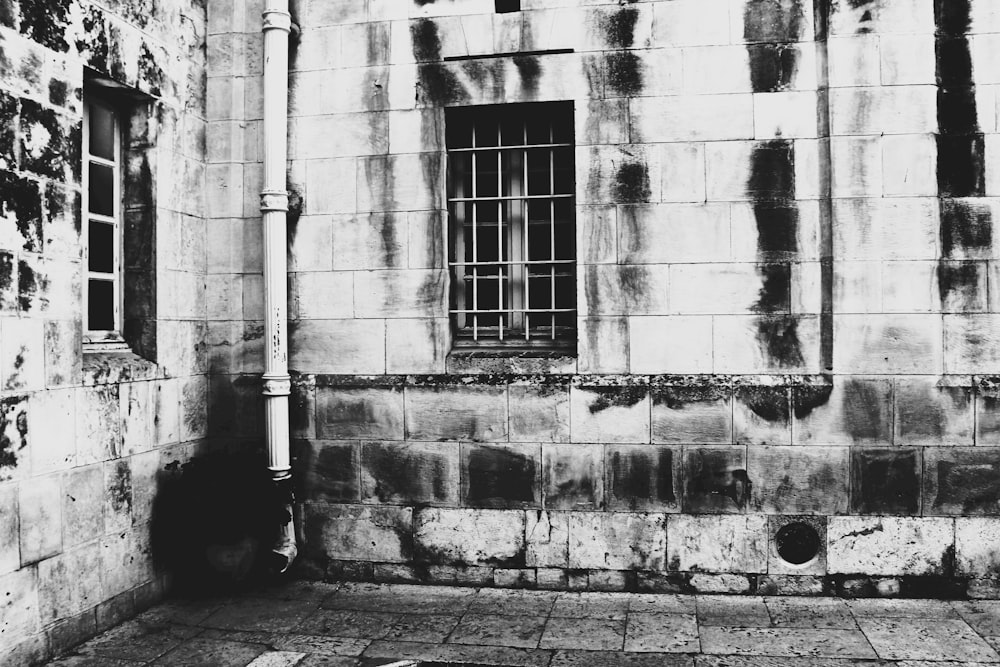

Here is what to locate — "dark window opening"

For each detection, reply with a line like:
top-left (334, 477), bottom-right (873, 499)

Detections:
top-left (495, 0), bottom-right (520, 13)
top-left (446, 102), bottom-right (576, 350)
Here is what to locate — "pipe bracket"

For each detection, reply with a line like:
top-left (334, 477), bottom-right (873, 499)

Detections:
top-left (260, 189), bottom-right (289, 213)
top-left (263, 375), bottom-right (292, 396)
top-left (262, 9), bottom-right (292, 33)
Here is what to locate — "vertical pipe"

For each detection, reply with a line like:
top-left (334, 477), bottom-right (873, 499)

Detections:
top-left (261, 0), bottom-right (296, 571)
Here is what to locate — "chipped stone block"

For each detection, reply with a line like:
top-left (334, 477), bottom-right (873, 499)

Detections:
top-left (509, 383), bottom-right (570, 444)
top-left (851, 448), bottom-right (920, 515)
top-left (542, 443), bottom-right (603, 510)
top-left (414, 508), bottom-right (524, 567)
top-left (629, 316), bottom-right (713, 374)
top-left (651, 386), bottom-right (731, 444)
top-left (567, 512), bottom-right (666, 571)
top-left (405, 385), bottom-right (507, 442)
top-left (682, 446), bottom-right (750, 513)
top-left (570, 386), bottom-right (650, 444)
top-left (304, 504), bottom-right (412, 564)
top-left (957, 518), bottom-right (1000, 578)
top-left (827, 517), bottom-right (954, 576)
top-left (924, 447), bottom-right (1000, 516)
top-left (793, 377), bottom-right (892, 445)
top-left (667, 514), bottom-right (767, 574)
top-left (526, 511), bottom-right (569, 569)
top-left (734, 385), bottom-right (791, 446)
top-left (689, 573), bottom-right (752, 594)
top-left (462, 443), bottom-right (540, 509)
top-left (292, 440), bottom-right (360, 504)
top-left (536, 568), bottom-right (568, 590)
top-left (361, 441), bottom-right (459, 506)
top-left (748, 446), bottom-right (849, 515)
top-left (316, 387), bottom-right (404, 441)
top-left (606, 444), bottom-right (680, 512)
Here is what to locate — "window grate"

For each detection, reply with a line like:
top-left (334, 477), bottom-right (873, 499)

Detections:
top-left (446, 103), bottom-right (576, 348)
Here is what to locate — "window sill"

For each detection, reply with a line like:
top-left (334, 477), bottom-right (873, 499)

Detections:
top-left (82, 348), bottom-right (163, 386)
top-left (446, 349), bottom-right (578, 374)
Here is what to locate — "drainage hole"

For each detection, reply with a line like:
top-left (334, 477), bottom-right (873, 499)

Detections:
top-left (775, 521), bottom-right (821, 565)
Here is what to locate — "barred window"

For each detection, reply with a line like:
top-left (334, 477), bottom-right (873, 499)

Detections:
top-left (446, 103), bottom-right (576, 349)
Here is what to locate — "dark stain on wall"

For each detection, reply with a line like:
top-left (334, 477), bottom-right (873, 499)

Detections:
top-left (466, 445), bottom-right (537, 508)
top-left (108, 459), bottom-right (133, 517)
top-left (19, 97), bottom-right (77, 181)
top-left (744, 0), bottom-right (806, 42)
top-left (851, 448), bottom-right (920, 515)
top-left (736, 385), bottom-right (790, 423)
top-left (0, 251), bottom-right (13, 311)
top-left (0, 90), bottom-right (16, 165)
top-left (411, 19), bottom-right (468, 106)
top-left (0, 396), bottom-right (27, 473)
top-left (684, 448), bottom-right (750, 512)
top-left (931, 457), bottom-right (1000, 514)
top-left (935, 0), bottom-right (989, 310)
top-left (20, 0), bottom-right (71, 52)
top-left (792, 384), bottom-right (834, 418)
top-left (747, 44), bottom-right (800, 92)
top-left (138, 43), bottom-right (165, 98)
top-left (613, 160), bottom-right (651, 203)
top-left (605, 52), bottom-right (643, 97)
top-left (938, 261), bottom-right (985, 311)
top-left (17, 259), bottom-right (37, 312)
top-left (602, 6), bottom-right (639, 49)
top-left (79, 6), bottom-right (110, 73)
top-left (841, 379), bottom-right (888, 441)
top-left (1, 172), bottom-right (43, 252)
top-left (653, 385), bottom-right (727, 409)
top-left (609, 447), bottom-right (675, 510)
top-left (293, 441), bottom-right (359, 502)
top-left (586, 385), bottom-right (646, 413)
top-left (752, 264), bottom-right (791, 313)
top-left (513, 55), bottom-right (541, 97)
top-left (364, 442), bottom-right (453, 505)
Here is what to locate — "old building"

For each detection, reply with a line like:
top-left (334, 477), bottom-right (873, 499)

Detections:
top-left (4, 0), bottom-right (1000, 663)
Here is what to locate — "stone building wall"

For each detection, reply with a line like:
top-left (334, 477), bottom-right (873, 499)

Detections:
top-left (0, 0), bottom-right (209, 663)
top-left (275, 0), bottom-right (1000, 598)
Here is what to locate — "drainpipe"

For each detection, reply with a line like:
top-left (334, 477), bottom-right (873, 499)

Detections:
top-left (260, 0), bottom-right (296, 572)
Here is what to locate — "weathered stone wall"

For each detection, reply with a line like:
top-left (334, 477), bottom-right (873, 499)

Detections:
top-left (212, 0), bottom-right (1000, 598)
top-left (0, 1), bottom-right (208, 663)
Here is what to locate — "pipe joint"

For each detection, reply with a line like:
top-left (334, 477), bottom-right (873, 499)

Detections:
top-left (260, 189), bottom-right (289, 213)
top-left (262, 374), bottom-right (292, 396)
top-left (262, 9), bottom-right (292, 33)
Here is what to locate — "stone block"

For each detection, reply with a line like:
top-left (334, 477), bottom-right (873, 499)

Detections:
top-left (291, 272), bottom-right (354, 320)
top-left (103, 459), bottom-right (133, 536)
top-left (0, 395), bottom-right (30, 482)
top-left (831, 86), bottom-right (936, 136)
top-left (577, 317), bottom-right (629, 374)
top-left (0, 483), bottom-right (16, 574)
top-left (316, 387), bottom-right (404, 441)
top-left (353, 269), bottom-right (447, 319)
top-left (44, 320), bottom-right (82, 388)
top-left (37, 542), bottom-right (103, 624)
top-left (827, 517), bottom-right (955, 577)
top-left (793, 377), bottom-right (893, 445)
top-left (682, 446), bottom-right (750, 513)
top-left (651, 385), bottom-right (732, 444)
top-left (385, 318), bottom-right (448, 374)
top-left (356, 153), bottom-right (443, 213)
top-left (303, 504), bottom-right (412, 564)
top-left (570, 386), bottom-right (650, 444)
top-left (757, 575), bottom-right (825, 596)
top-left (1, 317), bottom-right (44, 392)
top-left (119, 381), bottom-right (152, 456)
top-left (630, 95), bottom-right (754, 143)
top-left (508, 383), bottom-right (570, 444)
top-left (836, 314), bottom-right (943, 375)
top-left (767, 515), bottom-right (827, 577)
top-left (28, 388), bottom-right (74, 474)
top-left (851, 448), bottom-right (921, 515)
top-left (924, 447), bottom-right (1000, 516)
top-left (666, 515), bottom-right (767, 574)
top-left (75, 386), bottom-right (122, 465)
top-left (292, 440), bottom-right (360, 504)
top-left (653, 0), bottom-right (732, 47)
top-left (629, 316), bottom-right (713, 374)
top-left (542, 443), bottom-right (603, 510)
top-left (567, 512), bottom-right (666, 571)
top-left (526, 511), bottom-right (569, 569)
top-left (152, 379), bottom-right (180, 446)
top-left (63, 464), bottom-right (105, 548)
top-left (748, 446), bottom-right (849, 515)
top-left (361, 441), bottom-right (460, 506)
top-left (17, 473), bottom-right (61, 566)
top-left (894, 377), bottom-right (974, 446)
top-left (462, 443), bottom-right (541, 509)
top-left (945, 314), bottom-right (1000, 374)
top-left (536, 568), bottom-right (568, 590)
top-left (414, 508), bottom-right (524, 566)
top-left (833, 198), bottom-right (939, 261)
top-left (618, 203), bottom-right (731, 265)
top-left (659, 145), bottom-right (707, 203)
top-left (495, 568), bottom-right (535, 589)
top-left (606, 444), bottom-right (680, 512)
top-left (405, 384), bottom-right (507, 442)
top-left (712, 315), bottom-right (822, 374)
top-left (689, 573), bottom-right (751, 594)
top-left (881, 260), bottom-right (942, 313)
top-left (956, 518), bottom-right (1000, 577)
top-left (304, 158), bottom-right (357, 215)
top-left (831, 136), bottom-right (883, 197)
top-left (0, 567), bottom-right (39, 653)
top-left (587, 570), bottom-right (629, 592)
top-left (681, 45), bottom-right (752, 94)
top-left (290, 319), bottom-right (386, 374)
top-left (733, 385), bottom-right (792, 446)
top-left (754, 92), bottom-right (820, 140)
top-left (881, 134), bottom-right (937, 196)
top-left (294, 113), bottom-right (388, 159)
top-left (580, 265), bottom-right (669, 317)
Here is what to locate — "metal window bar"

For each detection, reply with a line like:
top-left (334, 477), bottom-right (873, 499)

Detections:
top-left (447, 105), bottom-right (576, 346)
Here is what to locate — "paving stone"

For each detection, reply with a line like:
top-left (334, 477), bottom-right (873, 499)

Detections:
top-left (447, 613), bottom-right (548, 648)
top-left (552, 650), bottom-right (695, 666)
top-left (629, 595), bottom-right (698, 615)
top-left (246, 652), bottom-right (308, 667)
top-left (624, 613), bottom-right (700, 652)
top-left (270, 634), bottom-right (370, 656)
top-left (77, 620), bottom-right (200, 662)
top-left (846, 598), bottom-right (960, 619)
top-left (699, 627), bottom-right (877, 659)
top-left (765, 598), bottom-right (857, 630)
top-left (954, 600), bottom-right (1000, 634)
top-left (382, 614), bottom-right (460, 643)
top-left (697, 597), bottom-right (771, 627)
top-left (299, 656), bottom-right (357, 667)
top-left (322, 582), bottom-right (476, 615)
top-left (695, 659), bottom-right (882, 667)
top-left (550, 592), bottom-right (631, 619)
top-left (134, 599), bottom-right (225, 626)
top-left (469, 589), bottom-right (558, 616)
top-left (203, 598), bottom-right (320, 633)
top-left (297, 609), bottom-right (399, 639)
top-left (251, 581), bottom-right (341, 603)
top-left (154, 637), bottom-right (267, 666)
top-left (540, 616), bottom-right (626, 650)
top-left (45, 656), bottom-right (145, 666)
top-left (363, 639), bottom-right (553, 666)
top-left (856, 617), bottom-right (1000, 662)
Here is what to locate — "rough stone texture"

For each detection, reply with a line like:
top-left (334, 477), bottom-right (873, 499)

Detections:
top-left (666, 515), bottom-right (768, 574)
top-left (567, 512), bottom-right (666, 571)
top-left (414, 508), bottom-right (525, 567)
top-left (827, 517), bottom-right (955, 576)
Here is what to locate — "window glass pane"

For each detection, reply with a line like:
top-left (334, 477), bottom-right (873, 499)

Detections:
top-left (527, 222), bottom-right (550, 261)
top-left (449, 153), bottom-right (472, 198)
top-left (88, 162), bottom-right (115, 216)
top-left (474, 150), bottom-right (500, 197)
top-left (88, 220), bottom-right (115, 273)
top-left (88, 103), bottom-right (115, 161)
top-left (552, 146), bottom-right (575, 194)
top-left (526, 148), bottom-right (551, 195)
top-left (527, 273), bottom-right (552, 310)
top-left (474, 120), bottom-right (499, 148)
top-left (88, 279), bottom-right (115, 331)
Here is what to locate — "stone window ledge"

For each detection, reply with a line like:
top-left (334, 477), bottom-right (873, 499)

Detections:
top-left (82, 349), bottom-right (164, 386)
top-left (445, 350), bottom-right (578, 375)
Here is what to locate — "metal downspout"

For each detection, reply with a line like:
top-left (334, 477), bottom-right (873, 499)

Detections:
top-left (261, 0), bottom-right (296, 572)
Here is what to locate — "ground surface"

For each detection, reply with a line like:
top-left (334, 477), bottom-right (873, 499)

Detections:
top-left (43, 581), bottom-right (1000, 666)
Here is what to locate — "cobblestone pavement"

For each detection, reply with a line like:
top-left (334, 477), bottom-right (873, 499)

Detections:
top-left (44, 582), bottom-right (1000, 666)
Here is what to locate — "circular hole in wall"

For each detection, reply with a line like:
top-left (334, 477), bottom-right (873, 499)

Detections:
top-left (775, 521), bottom-right (821, 566)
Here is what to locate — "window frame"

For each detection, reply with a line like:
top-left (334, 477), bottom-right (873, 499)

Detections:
top-left (445, 102), bottom-right (578, 352)
top-left (82, 89), bottom-right (129, 352)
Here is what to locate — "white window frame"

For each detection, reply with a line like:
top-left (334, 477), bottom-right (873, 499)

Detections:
top-left (82, 93), bottom-right (129, 351)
